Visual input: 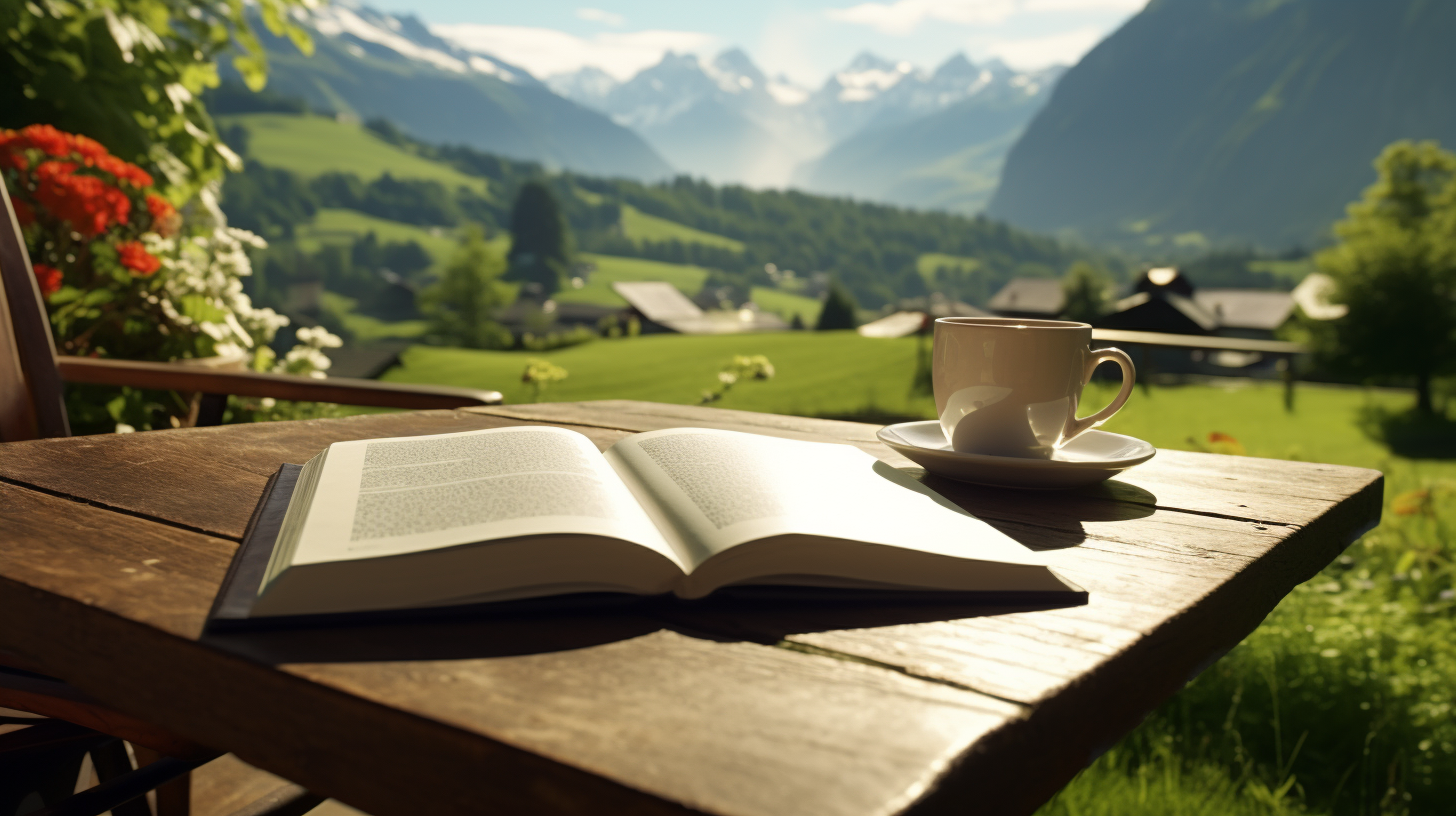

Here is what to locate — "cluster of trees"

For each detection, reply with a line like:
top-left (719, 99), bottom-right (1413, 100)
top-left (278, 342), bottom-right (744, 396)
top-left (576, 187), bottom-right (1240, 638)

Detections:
top-left (249, 231), bottom-right (435, 334)
top-left (1313, 140), bottom-right (1456, 415)
top-left (220, 162), bottom-right (496, 237)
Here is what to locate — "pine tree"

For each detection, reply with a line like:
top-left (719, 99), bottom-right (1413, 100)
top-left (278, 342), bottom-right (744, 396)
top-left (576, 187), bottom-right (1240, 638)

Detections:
top-left (816, 281), bottom-right (860, 330)
top-left (505, 181), bottom-right (571, 299)
top-left (421, 226), bottom-right (512, 349)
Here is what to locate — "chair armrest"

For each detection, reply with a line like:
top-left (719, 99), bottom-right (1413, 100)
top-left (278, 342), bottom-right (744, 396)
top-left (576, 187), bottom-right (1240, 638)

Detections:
top-left (57, 357), bottom-right (502, 409)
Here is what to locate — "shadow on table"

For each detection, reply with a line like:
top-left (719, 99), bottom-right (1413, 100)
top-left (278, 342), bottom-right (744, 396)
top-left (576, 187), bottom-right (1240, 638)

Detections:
top-left (202, 593), bottom-right (1086, 666)
top-left (912, 471), bottom-right (1158, 549)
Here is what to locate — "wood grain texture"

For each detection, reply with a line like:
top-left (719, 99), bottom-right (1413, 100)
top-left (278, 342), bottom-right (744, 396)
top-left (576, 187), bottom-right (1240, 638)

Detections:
top-left (56, 357), bottom-right (503, 409)
top-left (0, 402), bottom-right (1383, 816)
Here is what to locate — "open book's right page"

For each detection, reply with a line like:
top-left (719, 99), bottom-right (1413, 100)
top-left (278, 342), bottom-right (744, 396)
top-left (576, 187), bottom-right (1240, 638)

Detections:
top-left (603, 428), bottom-right (1047, 591)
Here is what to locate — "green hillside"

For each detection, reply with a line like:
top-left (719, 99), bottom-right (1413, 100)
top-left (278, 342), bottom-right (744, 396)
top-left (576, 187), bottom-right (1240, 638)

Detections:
top-left (224, 114), bottom-right (489, 194)
top-left (220, 112), bottom-right (1105, 315)
top-left (619, 204), bottom-right (744, 252)
top-left (557, 255), bottom-right (711, 306)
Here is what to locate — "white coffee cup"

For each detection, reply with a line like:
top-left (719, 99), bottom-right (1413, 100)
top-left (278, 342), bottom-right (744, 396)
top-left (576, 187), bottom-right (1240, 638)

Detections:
top-left (932, 317), bottom-right (1136, 458)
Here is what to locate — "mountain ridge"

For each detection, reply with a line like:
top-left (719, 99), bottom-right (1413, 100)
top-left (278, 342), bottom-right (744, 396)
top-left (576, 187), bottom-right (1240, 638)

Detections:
top-left (238, 4), bottom-right (673, 181)
top-left (987, 0), bottom-right (1456, 249)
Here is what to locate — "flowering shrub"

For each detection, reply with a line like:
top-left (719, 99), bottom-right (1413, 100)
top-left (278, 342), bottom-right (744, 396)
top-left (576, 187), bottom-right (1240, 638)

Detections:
top-left (3, 124), bottom-right (336, 431)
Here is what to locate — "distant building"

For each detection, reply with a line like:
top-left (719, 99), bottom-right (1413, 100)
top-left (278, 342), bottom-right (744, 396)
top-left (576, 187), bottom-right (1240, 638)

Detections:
top-left (1097, 267), bottom-right (1296, 341)
top-left (988, 278), bottom-right (1065, 319)
top-left (495, 297), bottom-right (622, 337)
top-left (613, 281), bottom-right (787, 334)
top-left (858, 295), bottom-right (991, 338)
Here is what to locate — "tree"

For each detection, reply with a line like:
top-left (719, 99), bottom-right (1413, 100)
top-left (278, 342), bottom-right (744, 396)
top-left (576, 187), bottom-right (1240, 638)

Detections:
top-left (0, 0), bottom-right (313, 198)
top-left (1061, 261), bottom-right (1111, 323)
top-left (421, 226), bottom-right (512, 349)
top-left (1316, 140), bottom-right (1456, 415)
top-left (816, 281), bottom-right (859, 330)
top-left (505, 181), bottom-right (570, 298)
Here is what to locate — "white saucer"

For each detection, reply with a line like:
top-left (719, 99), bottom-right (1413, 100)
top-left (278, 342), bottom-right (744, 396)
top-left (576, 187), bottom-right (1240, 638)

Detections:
top-left (876, 421), bottom-right (1156, 490)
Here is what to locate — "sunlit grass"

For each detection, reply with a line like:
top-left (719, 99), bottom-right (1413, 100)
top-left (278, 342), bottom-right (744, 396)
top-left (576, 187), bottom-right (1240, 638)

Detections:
top-left (223, 113), bottom-right (490, 194)
top-left (619, 203), bottom-right (744, 252)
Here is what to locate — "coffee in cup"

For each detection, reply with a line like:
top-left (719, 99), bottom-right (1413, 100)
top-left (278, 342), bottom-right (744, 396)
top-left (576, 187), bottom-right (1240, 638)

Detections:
top-left (932, 317), bottom-right (1135, 458)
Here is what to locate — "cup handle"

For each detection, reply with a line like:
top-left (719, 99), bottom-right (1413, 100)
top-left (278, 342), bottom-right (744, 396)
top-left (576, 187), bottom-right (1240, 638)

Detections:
top-left (1064, 347), bottom-right (1136, 442)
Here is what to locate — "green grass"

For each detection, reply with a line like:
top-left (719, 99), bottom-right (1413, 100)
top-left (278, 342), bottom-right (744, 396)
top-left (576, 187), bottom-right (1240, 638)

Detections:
top-left (223, 113), bottom-right (489, 194)
top-left (749, 286), bottom-right (822, 325)
top-left (619, 204), bottom-right (745, 252)
top-left (556, 254), bottom-right (711, 307)
top-left (320, 292), bottom-right (430, 341)
top-left (381, 332), bottom-right (930, 415)
top-left (916, 252), bottom-right (980, 286)
top-left (294, 209), bottom-right (461, 261)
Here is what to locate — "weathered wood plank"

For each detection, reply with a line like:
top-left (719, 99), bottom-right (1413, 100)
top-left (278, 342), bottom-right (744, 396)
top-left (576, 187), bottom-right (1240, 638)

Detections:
top-left (0, 482), bottom-right (1020, 816)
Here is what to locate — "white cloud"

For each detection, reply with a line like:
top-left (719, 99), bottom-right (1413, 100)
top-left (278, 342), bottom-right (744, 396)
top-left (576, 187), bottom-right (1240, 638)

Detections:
top-left (576, 8), bottom-right (625, 27)
top-left (826, 0), bottom-right (1144, 36)
top-left (432, 24), bottom-right (716, 80)
top-left (984, 25), bottom-right (1107, 69)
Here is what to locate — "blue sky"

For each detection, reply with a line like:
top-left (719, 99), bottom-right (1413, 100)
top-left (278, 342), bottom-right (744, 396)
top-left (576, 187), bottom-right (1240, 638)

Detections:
top-left (382, 0), bottom-right (1147, 85)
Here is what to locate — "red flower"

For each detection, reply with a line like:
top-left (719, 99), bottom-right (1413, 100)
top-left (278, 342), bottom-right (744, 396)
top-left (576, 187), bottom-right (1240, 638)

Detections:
top-left (69, 134), bottom-right (109, 164)
top-left (145, 193), bottom-right (175, 223)
top-left (32, 264), bottom-right (62, 297)
top-left (1, 148), bottom-right (25, 171)
top-left (116, 241), bottom-right (161, 276)
top-left (34, 161), bottom-right (131, 237)
top-left (94, 154), bottom-right (153, 188)
top-left (10, 197), bottom-right (34, 227)
top-left (18, 124), bottom-right (72, 157)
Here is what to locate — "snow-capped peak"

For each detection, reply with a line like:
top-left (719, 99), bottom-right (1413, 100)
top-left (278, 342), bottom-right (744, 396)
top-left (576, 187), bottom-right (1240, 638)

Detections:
top-left (296, 4), bottom-right (534, 84)
top-left (833, 53), bottom-right (918, 103)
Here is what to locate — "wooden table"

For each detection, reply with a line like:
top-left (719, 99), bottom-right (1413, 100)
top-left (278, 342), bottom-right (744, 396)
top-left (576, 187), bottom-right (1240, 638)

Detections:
top-left (0, 401), bottom-right (1383, 816)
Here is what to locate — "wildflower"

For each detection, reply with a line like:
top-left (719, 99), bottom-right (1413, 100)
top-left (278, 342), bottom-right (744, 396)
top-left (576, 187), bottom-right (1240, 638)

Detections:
top-left (95, 154), bottom-right (153, 188)
top-left (69, 134), bottom-right (109, 164)
top-left (146, 194), bottom-right (180, 236)
top-left (32, 263), bottom-right (62, 297)
top-left (18, 124), bottom-right (72, 157)
top-left (34, 161), bottom-right (131, 237)
top-left (117, 241), bottom-right (161, 276)
top-left (1392, 489), bottom-right (1430, 516)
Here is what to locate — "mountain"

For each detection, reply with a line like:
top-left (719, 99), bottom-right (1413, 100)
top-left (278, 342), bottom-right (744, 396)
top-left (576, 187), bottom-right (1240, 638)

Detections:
top-left (550, 48), bottom-right (1062, 202)
top-left (239, 5), bottom-right (672, 181)
top-left (548, 50), bottom-right (817, 187)
top-left (794, 58), bottom-right (1063, 213)
top-left (986, 0), bottom-right (1456, 249)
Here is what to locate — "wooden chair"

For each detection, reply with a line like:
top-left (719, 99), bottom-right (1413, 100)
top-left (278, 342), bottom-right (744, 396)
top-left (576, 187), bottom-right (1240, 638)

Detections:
top-left (0, 173), bottom-right (501, 442)
top-left (1, 175), bottom-right (491, 813)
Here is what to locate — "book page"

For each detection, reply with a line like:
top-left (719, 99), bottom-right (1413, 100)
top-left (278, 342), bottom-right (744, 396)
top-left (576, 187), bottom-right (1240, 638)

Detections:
top-left (287, 426), bottom-right (681, 569)
top-left (605, 428), bottom-right (1043, 571)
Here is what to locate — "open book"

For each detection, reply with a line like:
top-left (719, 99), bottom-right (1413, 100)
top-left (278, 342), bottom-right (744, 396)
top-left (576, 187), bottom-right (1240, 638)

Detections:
top-left (215, 425), bottom-right (1081, 623)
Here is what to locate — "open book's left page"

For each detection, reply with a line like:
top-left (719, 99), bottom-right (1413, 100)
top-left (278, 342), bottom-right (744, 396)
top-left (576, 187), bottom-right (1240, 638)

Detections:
top-left (284, 426), bottom-right (678, 565)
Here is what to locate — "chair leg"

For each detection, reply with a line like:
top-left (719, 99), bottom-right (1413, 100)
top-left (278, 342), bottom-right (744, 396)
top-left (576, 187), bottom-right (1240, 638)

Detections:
top-left (193, 394), bottom-right (228, 427)
top-left (133, 746), bottom-right (189, 816)
top-left (86, 741), bottom-right (152, 816)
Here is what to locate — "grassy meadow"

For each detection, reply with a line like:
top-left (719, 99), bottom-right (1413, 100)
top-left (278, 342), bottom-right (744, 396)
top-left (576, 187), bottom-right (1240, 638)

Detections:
top-left (375, 331), bottom-right (1455, 815)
